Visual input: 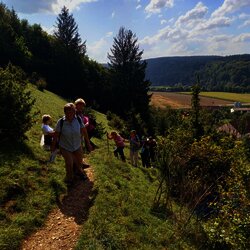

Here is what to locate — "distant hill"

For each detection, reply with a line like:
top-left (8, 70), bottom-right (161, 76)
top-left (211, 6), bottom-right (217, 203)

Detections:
top-left (145, 55), bottom-right (220, 86)
top-left (144, 54), bottom-right (250, 91)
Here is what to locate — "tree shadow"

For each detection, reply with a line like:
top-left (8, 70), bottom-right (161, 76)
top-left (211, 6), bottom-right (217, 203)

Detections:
top-left (57, 175), bottom-right (95, 225)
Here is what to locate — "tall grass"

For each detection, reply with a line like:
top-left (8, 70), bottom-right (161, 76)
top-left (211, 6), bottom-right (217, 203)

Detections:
top-left (75, 139), bottom-right (204, 249)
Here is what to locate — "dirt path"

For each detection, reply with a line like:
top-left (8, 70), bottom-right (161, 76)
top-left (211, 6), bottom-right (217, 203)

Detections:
top-left (22, 167), bottom-right (94, 250)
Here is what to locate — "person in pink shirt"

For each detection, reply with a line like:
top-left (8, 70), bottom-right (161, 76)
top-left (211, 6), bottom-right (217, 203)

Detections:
top-left (107, 131), bottom-right (126, 162)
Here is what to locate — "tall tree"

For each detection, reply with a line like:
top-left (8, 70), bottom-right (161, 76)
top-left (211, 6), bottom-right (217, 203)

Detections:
top-left (107, 26), bottom-right (151, 121)
top-left (191, 76), bottom-right (204, 139)
top-left (52, 6), bottom-right (87, 98)
top-left (54, 6), bottom-right (86, 55)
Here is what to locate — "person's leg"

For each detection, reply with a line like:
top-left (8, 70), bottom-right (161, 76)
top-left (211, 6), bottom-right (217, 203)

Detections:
top-left (60, 148), bottom-right (74, 183)
top-left (130, 150), bottom-right (134, 166)
top-left (114, 147), bottom-right (119, 158)
top-left (141, 153), bottom-right (145, 167)
top-left (117, 147), bottom-right (126, 162)
top-left (73, 147), bottom-right (87, 180)
top-left (134, 150), bottom-right (139, 167)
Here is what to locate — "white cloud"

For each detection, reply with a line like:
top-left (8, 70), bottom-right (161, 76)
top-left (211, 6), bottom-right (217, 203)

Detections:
top-left (195, 16), bottom-right (232, 31)
top-left (161, 19), bottom-right (167, 25)
top-left (6, 0), bottom-right (98, 14)
top-left (208, 34), bottom-right (232, 43)
top-left (175, 2), bottom-right (208, 27)
top-left (106, 31), bottom-right (113, 37)
top-left (52, 0), bottom-right (98, 13)
top-left (145, 0), bottom-right (174, 14)
top-left (136, 4), bottom-right (142, 10)
top-left (233, 33), bottom-right (250, 42)
top-left (140, 25), bottom-right (188, 45)
top-left (87, 37), bottom-right (110, 63)
top-left (239, 13), bottom-right (250, 19)
top-left (212, 0), bottom-right (250, 18)
top-left (41, 25), bottom-right (55, 35)
top-left (111, 11), bottom-right (115, 18)
top-left (239, 20), bottom-right (250, 28)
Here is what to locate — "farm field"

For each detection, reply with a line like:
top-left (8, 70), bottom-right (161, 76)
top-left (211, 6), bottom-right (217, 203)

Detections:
top-left (150, 92), bottom-right (236, 109)
top-left (196, 92), bottom-right (250, 103)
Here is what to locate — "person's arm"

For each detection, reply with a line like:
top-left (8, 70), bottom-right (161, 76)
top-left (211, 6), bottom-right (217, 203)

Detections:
top-left (107, 132), bottom-right (112, 140)
top-left (83, 116), bottom-right (89, 127)
top-left (81, 127), bottom-right (92, 151)
top-left (51, 131), bottom-right (59, 152)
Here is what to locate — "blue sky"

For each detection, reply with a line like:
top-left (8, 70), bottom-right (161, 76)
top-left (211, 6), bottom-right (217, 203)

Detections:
top-left (2, 0), bottom-right (250, 63)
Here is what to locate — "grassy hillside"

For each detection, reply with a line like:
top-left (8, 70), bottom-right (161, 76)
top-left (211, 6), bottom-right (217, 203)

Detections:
top-left (0, 85), bottom-right (203, 249)
top-left (75, 144), bottom-right (206, 249)
top-left (0, 84), bottom-right (111, 249)
top-left (0, 85), bottom-right (68, 249)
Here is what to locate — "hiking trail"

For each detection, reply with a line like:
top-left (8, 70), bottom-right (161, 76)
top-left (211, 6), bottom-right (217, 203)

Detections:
top-left (21, 166), bottom-right (94, 250)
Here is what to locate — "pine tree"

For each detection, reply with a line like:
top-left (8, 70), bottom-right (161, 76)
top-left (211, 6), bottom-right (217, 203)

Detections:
top-left (54, 6), bottom-right (86, 55)
top-left (107, 26), bottom-right (151, 121)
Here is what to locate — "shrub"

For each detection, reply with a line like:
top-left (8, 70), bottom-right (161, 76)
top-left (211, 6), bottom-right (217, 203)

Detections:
top-left (0, 64), bottom-right (35, 143)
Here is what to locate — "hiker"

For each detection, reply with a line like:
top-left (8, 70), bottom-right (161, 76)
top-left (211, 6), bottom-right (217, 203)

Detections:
top-left (41, 114), bottom-right (55, 151)
top-left (51, 103), bottom-right (92, 186)
top-left (140, 136), bottom-right (151, 168)
top-left (107, 131), bottom-right (126, 162)
top-left (41, 114), bottom-right (58, 162)
top-left (75, 98), bottom-right (96, 151)
top-left (148, 136), bottom-right (157, 164)
top-left (129, 130), bottom-right (140, 167)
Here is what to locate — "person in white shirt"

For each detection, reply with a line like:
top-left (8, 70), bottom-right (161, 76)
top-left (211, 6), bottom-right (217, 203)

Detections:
top-left (41, 114), bottom-right (55, 151)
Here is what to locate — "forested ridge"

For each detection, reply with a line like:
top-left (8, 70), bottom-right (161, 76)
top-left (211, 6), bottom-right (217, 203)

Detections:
top-left (146, 54), bottom-right (250, 92)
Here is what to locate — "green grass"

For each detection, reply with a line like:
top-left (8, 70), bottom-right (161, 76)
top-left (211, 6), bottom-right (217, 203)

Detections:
top-left (0, 84), bottom-right (115, 249)
top-left (0, 85), bottom-right (69, 249)
top-left (75, 139), bottom-right (205, 249)
top-left (1, 84), bottom-right (206, 249)
top-left (182, 92), bottom-right (250, 103)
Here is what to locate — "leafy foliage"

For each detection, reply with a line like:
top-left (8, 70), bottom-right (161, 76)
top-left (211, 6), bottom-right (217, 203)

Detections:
top-left (0, 64), bottom-right (35, 142)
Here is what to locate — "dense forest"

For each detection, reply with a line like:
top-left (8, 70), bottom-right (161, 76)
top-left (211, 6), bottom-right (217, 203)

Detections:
top-left (146, 55), bottom-right (250, 92)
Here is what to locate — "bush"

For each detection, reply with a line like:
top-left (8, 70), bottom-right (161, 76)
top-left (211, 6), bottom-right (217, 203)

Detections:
top-left (0, 64), bottom-right (35, 143)
top-left (155, 131), bottom-right (250, 249)
top-left (106, 111), bottom-right (127, 135)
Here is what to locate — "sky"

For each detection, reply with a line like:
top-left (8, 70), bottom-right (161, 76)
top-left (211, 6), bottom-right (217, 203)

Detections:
top-left (2, 0), bottom-right (250, 63)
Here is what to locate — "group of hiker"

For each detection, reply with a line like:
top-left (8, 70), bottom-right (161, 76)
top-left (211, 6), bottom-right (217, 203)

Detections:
top-left (107, 130), bottom-right (157, 168)
top-left (41, 98), bottom-right (95, 186)
top-left (41, 99), bottom-right (157, 186)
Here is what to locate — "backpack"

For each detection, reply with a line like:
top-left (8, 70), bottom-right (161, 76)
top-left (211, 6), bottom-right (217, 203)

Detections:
top-left (59, 115), bottom-right (82, 131)
top-left (58, 115), bottom-right (82, 144)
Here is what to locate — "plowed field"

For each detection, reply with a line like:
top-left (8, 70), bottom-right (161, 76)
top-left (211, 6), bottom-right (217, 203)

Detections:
top-left (150, 92), bottom-right (233, 109)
